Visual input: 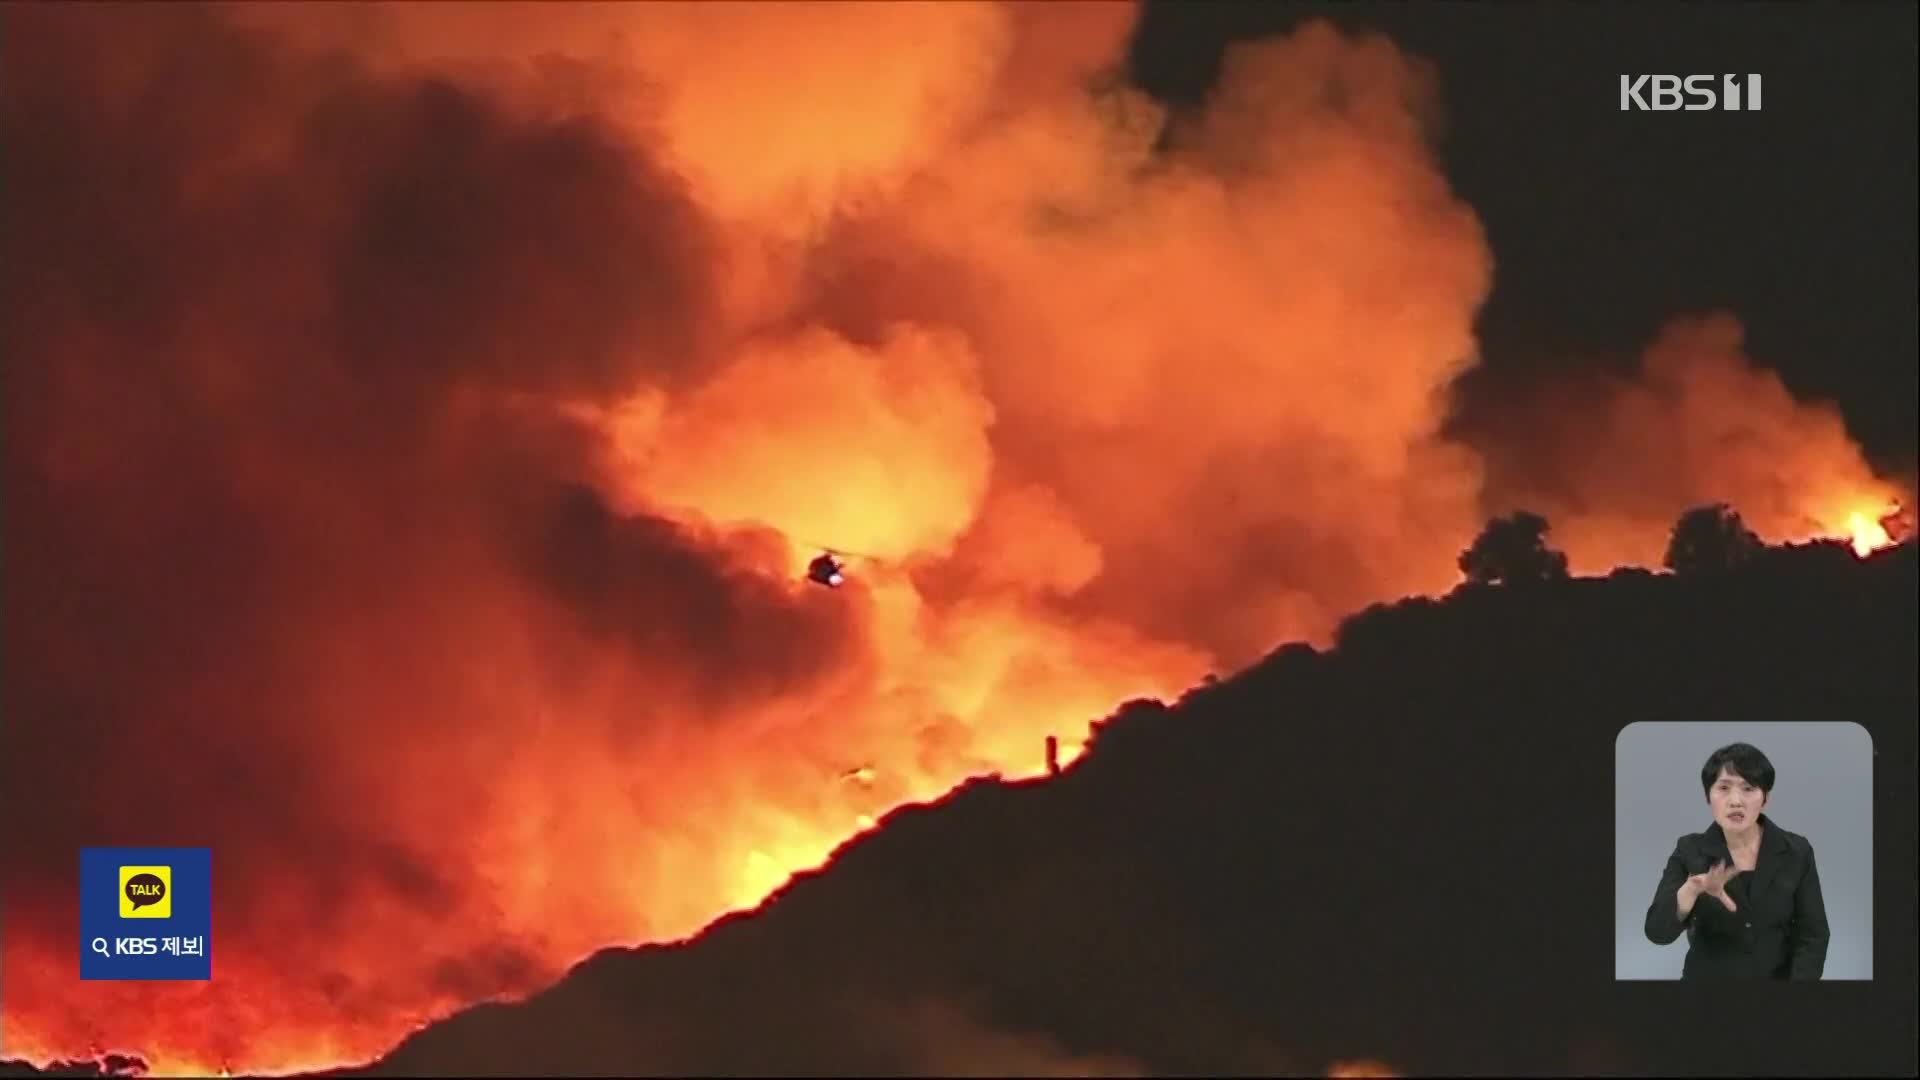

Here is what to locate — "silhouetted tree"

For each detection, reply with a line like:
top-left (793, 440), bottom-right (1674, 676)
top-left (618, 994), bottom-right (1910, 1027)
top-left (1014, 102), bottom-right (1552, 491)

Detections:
top-left (1458, 510), bottom-right (1569, 585)
top-left (1664, 503), bottom-right (1761, 575)
top-left (0, 1056), bottom-right (147, 1078)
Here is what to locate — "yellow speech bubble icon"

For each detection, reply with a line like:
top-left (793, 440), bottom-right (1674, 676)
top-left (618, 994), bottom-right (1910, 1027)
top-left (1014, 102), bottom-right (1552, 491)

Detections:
top-left (119, 865), bottom-right (172, 918)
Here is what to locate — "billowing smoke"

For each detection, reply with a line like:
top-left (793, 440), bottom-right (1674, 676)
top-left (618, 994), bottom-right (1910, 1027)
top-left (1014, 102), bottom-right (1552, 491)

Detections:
top-left (1, 3), bottom-right (1900, 1074)
top-left (1464, 311), bottom-right (1909, 570)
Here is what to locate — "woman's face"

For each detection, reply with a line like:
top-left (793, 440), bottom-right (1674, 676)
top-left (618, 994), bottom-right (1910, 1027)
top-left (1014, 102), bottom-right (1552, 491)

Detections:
top-left (1707, 764), bottom-right (1767, 833)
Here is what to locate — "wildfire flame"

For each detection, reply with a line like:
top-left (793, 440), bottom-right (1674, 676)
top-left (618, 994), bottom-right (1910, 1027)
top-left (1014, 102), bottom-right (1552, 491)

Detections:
top-left (1844, 504), bottom-right (1899, 557)
top-left (1, 3), bottom-right (1908, 1077)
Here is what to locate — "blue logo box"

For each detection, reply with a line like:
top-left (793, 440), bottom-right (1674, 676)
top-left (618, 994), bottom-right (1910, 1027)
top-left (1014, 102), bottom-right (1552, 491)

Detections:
top-left (80, 847), bottom-right (212, 980)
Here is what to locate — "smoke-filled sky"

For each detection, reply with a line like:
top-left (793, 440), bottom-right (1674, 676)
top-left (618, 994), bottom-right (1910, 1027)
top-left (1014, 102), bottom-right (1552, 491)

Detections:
top-left (2, 2), bottom-right (1912, 1074)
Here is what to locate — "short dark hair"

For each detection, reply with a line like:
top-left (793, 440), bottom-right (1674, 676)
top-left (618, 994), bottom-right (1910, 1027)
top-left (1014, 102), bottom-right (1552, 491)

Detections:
top-left (1700, 742), bottom-right (1776, 797)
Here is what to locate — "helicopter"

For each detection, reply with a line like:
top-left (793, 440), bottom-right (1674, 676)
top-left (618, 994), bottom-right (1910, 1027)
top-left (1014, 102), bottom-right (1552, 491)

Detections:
top-left (806, 551), bottom-right (848, 588)
top-left (801, 538), bottom-right (896, 588)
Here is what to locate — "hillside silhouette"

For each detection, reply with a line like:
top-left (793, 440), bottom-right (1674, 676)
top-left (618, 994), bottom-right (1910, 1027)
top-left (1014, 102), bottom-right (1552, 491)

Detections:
top-left (11, 540), bottom-right (1915, 1078)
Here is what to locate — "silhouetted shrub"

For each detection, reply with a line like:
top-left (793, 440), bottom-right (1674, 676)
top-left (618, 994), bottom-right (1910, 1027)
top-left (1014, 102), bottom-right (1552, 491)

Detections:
top-left (1664, 503), bottom-right (1761, 575)
top-left (1458, 510), bottom-right (1569, 585)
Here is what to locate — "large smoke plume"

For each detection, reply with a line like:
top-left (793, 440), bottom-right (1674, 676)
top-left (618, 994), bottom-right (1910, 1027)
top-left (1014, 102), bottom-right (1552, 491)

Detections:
top-left (1, 2), bottom-right (1903, 1073)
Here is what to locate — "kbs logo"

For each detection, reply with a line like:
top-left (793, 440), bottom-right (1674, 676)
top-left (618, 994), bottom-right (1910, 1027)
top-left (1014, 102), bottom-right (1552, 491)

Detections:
top-left (1620, 74), bottom-right (1762, 111)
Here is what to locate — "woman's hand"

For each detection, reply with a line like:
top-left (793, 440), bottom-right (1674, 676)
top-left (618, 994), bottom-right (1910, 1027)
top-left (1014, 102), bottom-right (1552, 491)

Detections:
top-left (1686, 859), bottom-right (1740, 912)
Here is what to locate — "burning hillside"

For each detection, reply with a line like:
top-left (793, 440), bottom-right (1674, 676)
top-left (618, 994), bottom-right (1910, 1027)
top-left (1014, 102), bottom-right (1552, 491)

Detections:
top-left (291, 540), bottom-right (1920, 1077)
top-left (1, 2), bottom-right (1908, 1075)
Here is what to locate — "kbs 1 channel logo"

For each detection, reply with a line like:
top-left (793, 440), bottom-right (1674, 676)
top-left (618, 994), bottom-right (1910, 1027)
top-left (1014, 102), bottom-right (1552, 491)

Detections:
top-left (1620, 74), bottom-right (1762, 111)
top-left (80, 847), bottom-right (212, 980)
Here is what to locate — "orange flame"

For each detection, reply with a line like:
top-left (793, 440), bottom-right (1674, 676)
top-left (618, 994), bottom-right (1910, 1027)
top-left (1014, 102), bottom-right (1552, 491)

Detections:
top-left (1, 4), bottom-right (1907, 1077)
top-left (1844, 505), bottom-right (1898, 557)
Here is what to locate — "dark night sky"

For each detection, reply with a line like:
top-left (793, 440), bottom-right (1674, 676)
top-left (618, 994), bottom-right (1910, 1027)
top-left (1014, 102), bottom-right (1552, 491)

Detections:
top-left (1130, 1), bottom-right (1918, 470)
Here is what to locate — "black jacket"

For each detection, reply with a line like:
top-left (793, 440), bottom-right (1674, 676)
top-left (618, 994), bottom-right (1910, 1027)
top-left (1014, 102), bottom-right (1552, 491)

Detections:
top-left (1643, 814), bottom-right (1830, 979)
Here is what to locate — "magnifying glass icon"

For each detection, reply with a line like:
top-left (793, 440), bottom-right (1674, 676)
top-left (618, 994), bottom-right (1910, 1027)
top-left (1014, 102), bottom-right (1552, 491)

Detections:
top-left (90, 937), bottom-right (110, 958)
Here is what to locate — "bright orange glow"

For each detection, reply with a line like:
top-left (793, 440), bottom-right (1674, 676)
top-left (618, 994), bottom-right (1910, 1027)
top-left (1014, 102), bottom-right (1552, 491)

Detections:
top-left (1328, 1059), bottom-right (1401, 1078)
top-left (1845, 506), bottom-right (1897, 557)
top-left (3, 4), bottom-right (1909, 1077)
